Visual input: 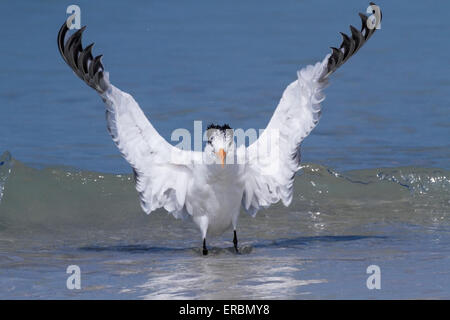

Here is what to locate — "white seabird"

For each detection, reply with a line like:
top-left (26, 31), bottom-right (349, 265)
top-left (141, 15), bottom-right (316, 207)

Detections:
top-left (57, 4), bottom-right (382, 254)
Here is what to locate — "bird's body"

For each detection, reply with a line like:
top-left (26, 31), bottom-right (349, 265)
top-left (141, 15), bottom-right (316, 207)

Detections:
top-left (190, 164), bottom-right (244, 236)
top-left (57, 3), bottom-right (382, 254)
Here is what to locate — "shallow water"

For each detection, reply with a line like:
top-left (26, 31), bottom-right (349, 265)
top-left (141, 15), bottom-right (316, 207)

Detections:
top-left (1, 158), bottom-right (449, 299)
top-left (0, 0), bottom-right (449, 299)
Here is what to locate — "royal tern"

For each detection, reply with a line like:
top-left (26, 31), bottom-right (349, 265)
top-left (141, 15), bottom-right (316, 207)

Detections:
top-left (57, 4), bottom-right (382, 255)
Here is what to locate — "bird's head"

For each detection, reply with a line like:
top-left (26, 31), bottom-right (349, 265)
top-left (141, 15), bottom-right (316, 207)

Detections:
top-left (205, 123), bottom-right (234, 168)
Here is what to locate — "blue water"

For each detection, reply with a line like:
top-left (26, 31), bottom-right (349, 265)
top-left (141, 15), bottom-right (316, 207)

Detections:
top-left (0, 0), bottom-right (449, 299)
top-left (0, 0), bottom-right (448, 172)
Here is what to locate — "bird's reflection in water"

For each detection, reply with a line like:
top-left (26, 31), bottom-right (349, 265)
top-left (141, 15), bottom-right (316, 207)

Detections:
top-left (136, 250), bottom-right (326, 299)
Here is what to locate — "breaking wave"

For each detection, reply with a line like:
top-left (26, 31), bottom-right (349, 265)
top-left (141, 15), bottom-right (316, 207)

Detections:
top-left (0, 151), bottom-right (449, 234)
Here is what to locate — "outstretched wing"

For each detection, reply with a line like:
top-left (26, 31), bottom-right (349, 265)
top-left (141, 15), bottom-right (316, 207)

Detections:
top-left (57, 21), bottom-right (199, 218)
top-left (242, 4), bottom-right (382, 216)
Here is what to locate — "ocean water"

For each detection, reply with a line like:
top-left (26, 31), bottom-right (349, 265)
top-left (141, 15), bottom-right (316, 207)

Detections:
top-left (0, 0), bottom-right (449, 299)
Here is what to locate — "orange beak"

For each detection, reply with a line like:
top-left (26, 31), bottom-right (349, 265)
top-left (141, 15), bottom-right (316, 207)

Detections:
top-left (216, 148), bottom-right (226, 168)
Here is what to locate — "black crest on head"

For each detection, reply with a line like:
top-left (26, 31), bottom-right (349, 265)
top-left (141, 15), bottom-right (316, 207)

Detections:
top-left (206, 123), bottom-right (232, 131)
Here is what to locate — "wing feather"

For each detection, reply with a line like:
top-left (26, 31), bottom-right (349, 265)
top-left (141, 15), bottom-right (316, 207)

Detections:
top-left (242, 4), bottom-right (382, 216)
top-left (58, 22), bottom-right (196, 218)
top-left (102, 82), bottom-right (193, 218)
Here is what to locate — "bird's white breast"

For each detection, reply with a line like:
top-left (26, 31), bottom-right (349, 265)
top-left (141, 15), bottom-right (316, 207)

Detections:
top-left (186, 164), bottom-right (245, 236)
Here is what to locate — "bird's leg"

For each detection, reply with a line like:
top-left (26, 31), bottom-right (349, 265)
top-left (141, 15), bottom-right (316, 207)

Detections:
top-left (202, 238), bottom-right (208, 256)
top-left (233, 230), bottom-right (239, 253)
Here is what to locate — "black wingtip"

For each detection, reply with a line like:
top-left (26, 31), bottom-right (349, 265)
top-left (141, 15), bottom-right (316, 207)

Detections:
top-left (325, 2), bottom-right (382, 78)
top-left (57, 23), bottom-right (107, 94)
